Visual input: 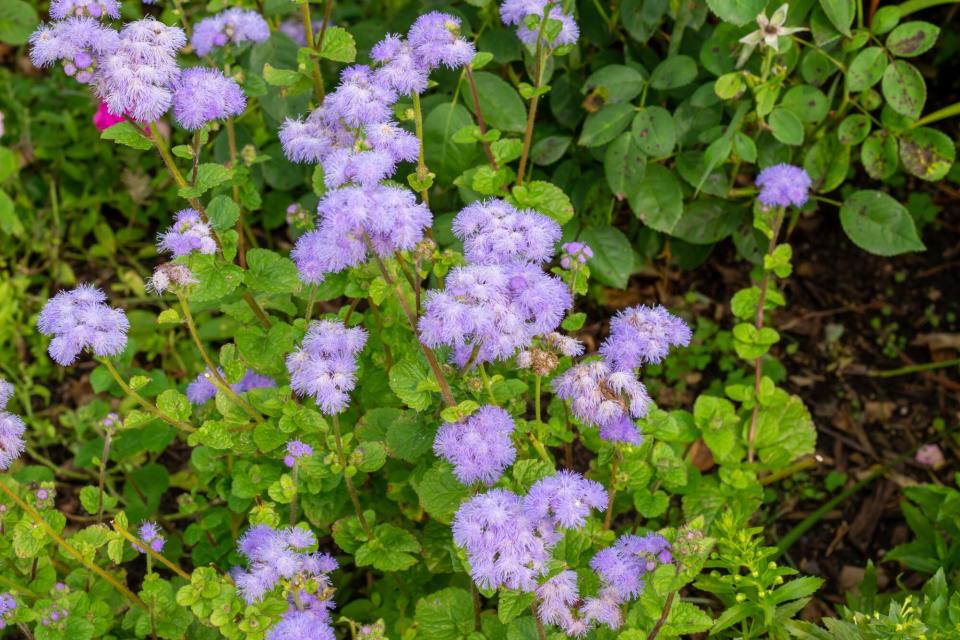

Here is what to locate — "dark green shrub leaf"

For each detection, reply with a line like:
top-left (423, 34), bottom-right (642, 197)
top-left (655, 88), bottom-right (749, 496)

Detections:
top-left (898, 127), bottom-right (955, 181)
top-left (881, 61), bottom-right (926, 120)
top-left (886, 21), bottom-right (939, 57)
top-left (840, 190), bottom-right (925, 255)
top-left (579, 226), bottom-right (633, 289)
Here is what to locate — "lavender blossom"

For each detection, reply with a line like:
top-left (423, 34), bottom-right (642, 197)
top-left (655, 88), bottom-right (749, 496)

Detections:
top-left (29, 17), bottom-right (120, 85)
top-left (172, 67), bottom-right (246, 130)
top-left (157, 208), bottom-right (217, 257)
top-left (50, 0), bottom-right (120, 20)
top-left (0, 593), bottom-right (15, 630)
top-left (0, 380), bottom-right (25, 471)
top-left (324, 65), bottom-right (397, 128)
top-left (434, 405), bottom-right (517, 485)
top-left (291, 185), bottom-right (431, 284)
top-left (191, 9), bottom-right (269, 57)
top-left (516, 7), bottom-right (580, 48)
top-left (407, 12), bottom-right (476, 69)
top-left (286, 320), bottom-right (367, 414)
top-left (97, 18), bottom-right (186, 122)
top-left (235, 524), bottom-right (337, 606)
top-left (267, 592), bottom-right (336, 640)
top-left (284, 440), bottom-right (313, 467)
top-left (452, 199), bottom-right (561, 265)
top-left (278, 105), bottom-right (353, 165)
top-left (148, 263), bottom-right (197, 294)
top-left (135, 521), bottom-right (166, 553)
top-left (535, 571), bottom-right (580, 629)
top-left (755, 163), bottom-right (811, 208)
top-left (599, 305), bottom-right (691, 371)
top-left (552, 360), bottom-right (650, 444)
top-left (37, 284), bottom-right (129, 365)
top-left (500, 0), bottom-right (549, 25)
top-left (186, 369), bottom-right (275, 405)
top-left (0, 380), bottom-right (13, 410)
top-left (589, 533), bottom-right (672, 601)
top-left (523, 469), bottom-right (607, 530)
top-left (560, 242), bottom-right (592, 269)
top-left (371, 34), bottom-right (429, 95)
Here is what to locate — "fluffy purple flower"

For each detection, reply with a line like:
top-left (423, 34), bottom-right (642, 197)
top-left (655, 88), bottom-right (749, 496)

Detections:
top-left (279, 105), bottom-right (354, 164)
top-left (286, 320), bottom-right (367, 414)
top-left (235, 524), bottom-right (336, 606)
top-left (29, 17), bottom-right (119, 85)
top-left (158, 208), bottom-right (217, 257)
top-left (560, 242), bottom-right (592, 269)
top-left (516, 8), bottom-right (580, 48)
top-left (453, 199), bottom-right (561, 265)
top-left (407, 12), bottom-right (475, 69)
top-left (0, 593), bottom-right (15, 630)
top-left (0, 396), bottom-right (25, 471)
top-left (371, 34), bottom-right (429, 95)
top-left (135, 521), bottom-right (166, 554)
top-left (755, 163), bottom-right (811, 208)
top-left (599, 305), bottom-right (691, 371)
top-left (0, 380), bottom-right (13, 410)
top-left (284, 440), bottom-right (313, 467)
top-left (324, 65), bottom-right (397, 128)
top-left (186, 368), bottom-right (275, 405)
top-left (535, 571), bottom-right (580, 629)
top-left (291, 185), bottom-right (431, 284)
top-left (419, 263), bottom-right (572, 366)
top-left (96, 18), bottom-right (185, 122)
top-left (589, 533), bottom-right (671, 601)
top-left (434, 405), bottom-right (516, 485)
top-left (172, 67), bottom-right (246, 130)
top-left (523, 470), bottom-right (607, 530)
top-left (500, 0), bottom-right (549, 25)
top-left (267, 604), bottom-right (336, 640)
top-left (37, 284), bottom-right (129, 365)
top-left (50, 0), bottom-right (120, 20)
top-left (552, 360), bottom-right (650, 444)
top-left (365, 121), bottom-right (420, 166)
top-left (191, 9), bottom-right (269, 56)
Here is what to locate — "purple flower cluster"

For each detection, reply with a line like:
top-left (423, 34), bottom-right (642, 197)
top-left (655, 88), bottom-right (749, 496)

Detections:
top-left (0, 379), bottom-right (25, 472)
top-left (50, 0), bottom-right (120, 20)
top-left (40, 603), bottom-right (69, 629)
top-left (29, 17), bottom-right (120, 84)
top-left (286, 320), bottom-right (367, 414)
top-left (0, 593), bottom-right (14, 630)
top-left (134, 521), bottom-right (166, 553)
top-left (191, 9), bottom-right (269, 57)
top-left (284, 440), bottom-right (313, 468)
top-left (148, 263), bottom-right (197, 295)
top-left (38, 284), bottom-right (129, 365)
top-left (534, 533), bottom-right (671, 635)
top-left (552, 361), bottom-right (650, 444)
top-left (453, 199), bottom-right (561, 265)
top-left (755, 163), bottom-right (811, 208)
top-left (267, 591), bottom-right (337, 640)
top-left (96, 19), bottom-right (186, 122)
top-left (500, 0), bottom-right (579, 50)
top-left (560, 242), bottom-right (592, 269)
top-left (172, 67), bottom-right (246, 130)
top-left (291, 185), bottom-right (430, 284)
top-left (452, 471), bottom-right (606, 591)
top-left (158, 208), bottom-right (217, 257)
top-left (372, 12), bottom-right (474, 95)
top-left (434, 405), bottom-right (516, 485)
top-left (599, 305), bottom-right (692, 371)
top-left (186, 368), bottom-right (276, 405)
top-left (234, 524), bottom-right (337, 605)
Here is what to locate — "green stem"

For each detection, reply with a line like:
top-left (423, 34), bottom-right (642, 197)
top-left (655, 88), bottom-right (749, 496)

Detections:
top-left (112, 522), bottom-right (191, 580)
top-left (478, 363), bottom-right (498, 405)
top-left (290, 465), bottom-right (299, 527)
top-left (302, 1), bottom-right (325, 102)
top-left (516, 10), bottom-right (551, 186)
top-left (911, 100), bottom-right (960, 128)
top-left (332, 414), bottom-right (374, 540)
top-left (411, 92), bottom-right (430, 206)
top-left (868, 357), bottom-right (960, 378)
top-left (0, 480), bottom-right (148, 610)
top-left (897, 0), bottom-right (960, 16)
top-left (97, 428), bottom-right (112, 523)
top-left (603, 450), bottom-right (620, 531)
top-left (100, 360), bottom-right (195, 433)
top-left (534, 375), bottom-right (542, 425)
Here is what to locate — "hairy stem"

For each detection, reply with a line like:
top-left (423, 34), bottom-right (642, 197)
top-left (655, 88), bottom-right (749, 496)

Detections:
top-left (332, 414), bottom-right (375, 540)
top-left (646, 590), bottom-right (676, 640)
top-left (100, 359), bottom-right (195, 433)
top-left (302, 1), bottom-right (326, 102)
top-left (531, 603), bottom-right (548, 640)
top-left (411, 92), bottom-right (431, 206)
top-left (290, 465), bottom-right (299, 527)
top-left (465, 66), bottom-right (499, 171)
top-left (96, 428), bottom-right (113, 523)
top-left (516, 11), bottom-right (551, 185)
top-left (112, 521), bottom-right (191, 580)
top-left (603, 450), bottom-right (620, 531)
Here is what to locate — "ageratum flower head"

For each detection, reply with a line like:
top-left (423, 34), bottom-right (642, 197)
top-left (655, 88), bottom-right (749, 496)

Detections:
top-left (324, 65), bottom-right (397, 128)
top-left (134, 521), bottom-right (166, 553)
top-left (279, 105), bottom-right (354, 164)
top-left (268, 591), bottom-right (336, 640)
top-left (419, 263), bottom-right (572, 367)
top-left (286, 320), bottom-right (367, 414)
top-left (37, 284), bottom-right (129, 365)
top-left (191, 8), bottom-right (269, 56)
top-left (148, 263), bottom-right (197, 294)
top-left (50, 0), bottom-right (120, 20)
top-left (599, 304), bottom-right (691, 371)
top-left (755, 163), bottom-right (811, 208)
top-left (284, 440), bottom-right (314, 468)
top-left (452, 199), bottom-right (561, 265)
top-left (560, 242), bottom-right (592, 269)
top-left (407, 12), bottom-right (476, 69)
top-left (234, 524), bottom-right (337, 605)
top-left (0, 379), bottom-right (25, 471)
top-left (0, 593), bottom-right (15, 630)
top-left (500, 0), bottom-right (549, 25)
top-left (552, 360), bottom-right (650, 444)
top-left (516, 7), bottom-right (580, 49)
top-left (158, 208), bottom-right (217, 257)
top-left (186, 368), bottom-right (275, 405)
top-left (523, 469), bottom-right (607, 530)
top-left (29, 17), bottom-right (119, 85)
top-left (589, 533), bottom-right (672, 601)
top-left (291, 185), bottom-right (431, 284)
top-left (434, 405), bottom-right (517, 485)
top-left (371, 34), bottom-right (429, 95)
top-left (97, 18), bottom-right (186, 122)
top-left (172, 67), bottom-right (246, 130)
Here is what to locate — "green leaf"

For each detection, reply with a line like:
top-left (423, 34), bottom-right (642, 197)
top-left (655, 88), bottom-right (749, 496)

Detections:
top-left (509, 181), bottom-right (574, 225)
top-left (157, 389), bottom-right (192, 422)
top-left (705, 0), bottom-right (767, 26)
top-left (578, 103), bottom-right (635, 147)
top-left (754, 391), bottom-right (816, 466)
top-left (206, 195), bottom-right (240, 232)
top-left (179, 164), bottom-right (233, 199)
top-left (886, 21), bottom-right (939, 57)
top-left (579, 226), bottom-right (633, 289)
top-left (101, 122), bottom-right (152, 150)
top-left (846, 47), bottom-right (887, 92)
top-left (620, 0), bottom-right (670, 41)
top-left (79, 485), bottom-right (118, 515)
top-left (244, 248), bottom-right (301, 294)
top-left (425, 103), bottom-right (480, 183)
top-left (319, 26), bottom-right (356, 62)
top-left (583, 64), bottom-right (647, 104)
top-left (780, 85), bottom-right (829, 123)
top-left (262, 63), bottom-right (302, 86)
top-left (415, 588), bottom-right (475, 640)
top-left (671, 199), bottom-right (744, 245)
top-left (840, 190), bottom-right (925, 256)
top-left (187, 254), bottom-right (245, 302)
top-left (629, 164), bottom-right (683, 234)
top-left (861, 131), bottom-right (899, 180)
top-left (355, 523), bottom-right (421, 571)
top-left (803, 136), bottom-right (850, 193)
top-left (604, 132), bottom-right (647, 201)
top-left (650, 55), bottom-right (698, 90)
top-left (0, 0), bottom-right (38, 45)
top-left (417, 465), bottom-right (469, 524)
top-left (898, 127), bottom-right (955, 181)
top-left (389, 359), bottom-right (438, 411)
top-left (632, 106), bottom-right (676, 156)
top-left (385, 412), bottom-right (433, 462)
top-left (837, 114), bottom-right (871, 144)
top-left (467, 72), bottom-right (527, 133)
top-left (819, 0), bottom-right (855, 36)
top-left (768, 108), bottom-right (805, 146)
top-left (881, 60), bottom-right (926, 120)
top-left (498, 590), bottom-right (537, 624)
